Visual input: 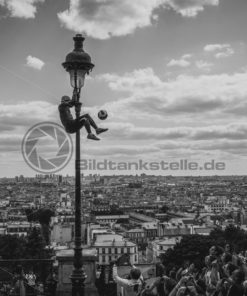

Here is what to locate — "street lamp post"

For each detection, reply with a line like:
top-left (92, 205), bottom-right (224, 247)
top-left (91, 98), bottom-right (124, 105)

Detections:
top-left (62, 34), bottom-right (94, 296)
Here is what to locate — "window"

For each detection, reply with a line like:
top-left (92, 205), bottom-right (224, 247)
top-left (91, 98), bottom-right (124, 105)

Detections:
top-left (109, 256), bottom-right (111, 262)
top-left (109, 248), bottom-right (112, 254)
top-left (102, 256), bottom-right (105, 263)
top-left (102, 248), bottom-right (105, 254)
top-left (127, 247), bottom-right (130, 254)
top-left (135, 255), bottom-right (137, 262)
top-left (121, 248), bottom-right (124, 254)
top-left (115, 248), bottom-right (118, 254)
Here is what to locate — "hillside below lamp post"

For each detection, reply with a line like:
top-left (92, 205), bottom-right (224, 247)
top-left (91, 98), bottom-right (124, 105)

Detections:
top-left (62, 34), bottom-right (94, 296)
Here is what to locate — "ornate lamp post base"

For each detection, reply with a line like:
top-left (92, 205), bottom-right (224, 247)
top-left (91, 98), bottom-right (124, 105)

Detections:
top-left (56, 248), bottom-right (99, 296)
top-left (71, 271), bottom-right (87, 296)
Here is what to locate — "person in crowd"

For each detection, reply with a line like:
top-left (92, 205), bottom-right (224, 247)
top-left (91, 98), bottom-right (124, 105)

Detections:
top-left (224, 244), bottom-right (232, 256)
top-left (205, 260), bottom-right (221, 296)
top-left (223, 262), bottom-right (238, 279)
top-left (45, 269), bottom-right (58, 296)
top-left (98, 244), bottom-right (247, 296)
top-left (222, 253), bottom-right (233, 267)
top-left (176, 261), bottom-right (191, 281)
top-left (113, 263), bottom-right (144, 296)
top-left (13, 266), bottom-right (26, 296)
top-left (166, 271), bottom-right (177, 294)
top-left (148, 276), bottom-right (167, 296)
top-left (156, 263), bottom-right (166, 277)
top-left (184, 264), bottom-right (196, 278)
top-left (25, 269), bottom-right (37, 295)
top-left (169, 275), bottom-right (199, 296)
top-left (205, 246), bottom-right (218, 268)
top-left (227, 269), bottom-right (245, 296)
top-left (37, 283), bottom-right (44, 296)
top-left (148, 271), bottom-right (177, 296)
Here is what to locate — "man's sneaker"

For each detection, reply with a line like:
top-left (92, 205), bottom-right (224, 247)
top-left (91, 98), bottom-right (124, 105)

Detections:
top-left (87, 133), bottom-right (100, 141)
top-left (96, 128), bottom-right (108, 135)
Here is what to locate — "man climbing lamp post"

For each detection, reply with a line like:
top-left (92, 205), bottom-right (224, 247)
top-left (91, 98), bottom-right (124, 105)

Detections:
top-left (62, 34), bottom-right (94, 296)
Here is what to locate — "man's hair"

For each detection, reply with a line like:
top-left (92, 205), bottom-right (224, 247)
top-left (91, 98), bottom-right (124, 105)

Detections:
top-left (130, 268), bottom-right (141, 280)
top-left (61, 96), bottom-right (71, 103)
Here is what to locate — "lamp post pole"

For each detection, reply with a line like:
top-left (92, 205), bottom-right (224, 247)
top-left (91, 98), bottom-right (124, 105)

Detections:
top-left (62, 34), bottom-right (94, 296)
top-left (72, 87), bottom-right (85, 296)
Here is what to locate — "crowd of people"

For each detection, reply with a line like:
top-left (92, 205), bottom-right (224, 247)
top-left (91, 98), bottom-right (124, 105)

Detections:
top-left (2, 243), bottom-right (247, 296)
top-left (112, 244), bottom-right (247, 296)
top-left (0, 266), bottom-right (57, 296)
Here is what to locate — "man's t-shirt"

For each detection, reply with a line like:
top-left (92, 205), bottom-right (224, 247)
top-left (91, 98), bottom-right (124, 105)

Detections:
top-left (58, 103), bottom-right (76, 133)
top-left (113, 265), bottom-right (144, 296)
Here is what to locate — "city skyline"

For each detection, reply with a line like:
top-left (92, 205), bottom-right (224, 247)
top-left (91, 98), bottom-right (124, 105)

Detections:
top-left (1, 0), bottom-right (247, 176)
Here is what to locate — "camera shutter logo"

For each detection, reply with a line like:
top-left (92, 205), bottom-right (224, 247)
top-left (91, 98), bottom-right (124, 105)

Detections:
top-left (22, 122), bottom-right (73, 173)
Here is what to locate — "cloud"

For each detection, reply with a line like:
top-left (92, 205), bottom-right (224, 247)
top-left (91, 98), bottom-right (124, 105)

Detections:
top-left (99, 69), bottom-right (247, 119)
top-left (191, 124), bottom-right (247, 141)
top-left (182, 54), bottom-right (193, 59)
top-left (97, 68), bottom-right (162, 93)
top-left (195, 60), bottom-right (213, 72)
top-left (204, 43), bottom-right (234, 59)
top-left (0, 101), bottom-right (57, 131)
top-left (204, 44), bottom-right (229, 52)
top-left (58, 0), bottom-right (162, 40)
top-left (103, 122), bottom-right (190, 141)
top-left (163, 0), bottom-right (219, 17)
top-left (167, 54), bottom-right (192, 67)
top-left (0, 135), bottom-right (22, 152)
top-left (189, 140), bottom-right (247, 156)
top-left (57, 0), bottom-right (220, 39)
top-left (0, 101), bottom-right (61, 162)
top-left (104, 121), bottom-right (247, 143)
top-left (157, 139), bottom-right (247, 156)
top-left (215, 47), bottom-right (234, 59)
top-left (167, 54), bottom-right (213, 71)
top-left (26, 55), bottom-right (45, 70)
top-left (81, 137), bottom-right (247, 161)
top-left (0, 0), bottom-right (44, 19)
top-left (83, 145), bottom-right (159, 157)
top-left (93, 67), bottom-right (247, 161)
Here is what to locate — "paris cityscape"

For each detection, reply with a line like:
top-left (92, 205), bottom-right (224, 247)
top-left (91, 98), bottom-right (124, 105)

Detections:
top-left (1, 0), bottom-right (247, 296)
top-left (1, 173), bottom-right (247, 295)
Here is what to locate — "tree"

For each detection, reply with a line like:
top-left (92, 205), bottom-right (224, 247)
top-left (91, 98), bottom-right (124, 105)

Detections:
top-left (0, 235), bottom-right (26, 259)
top-left (25, 227), bottom-right (46, 259)
top-left (160, 225), bottom-right (247, 271)
top-left (36, 209), bottom-right (55, 245)
top-left (161, 235), bottom-right (216, 270)
top-left (0, 228), bottom-right (48, 259)
top-left (25, 208), bottom-right (55, 245)
top-left (210, 224), bottom-right (247, 251)
top-left (36, 209), bottom-right (55, 226)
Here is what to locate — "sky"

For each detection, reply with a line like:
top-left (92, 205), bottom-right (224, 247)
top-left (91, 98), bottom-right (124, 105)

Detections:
top-left (0, 0), bottom-right (247, 177)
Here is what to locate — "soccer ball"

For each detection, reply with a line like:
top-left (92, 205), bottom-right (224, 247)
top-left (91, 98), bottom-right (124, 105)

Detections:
top-left (98, 110), bottom-right (108, 120)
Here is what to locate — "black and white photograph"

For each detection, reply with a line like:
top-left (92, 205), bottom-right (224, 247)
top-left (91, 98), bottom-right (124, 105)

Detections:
top-left (1, 0), bottom-right (247, 295)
